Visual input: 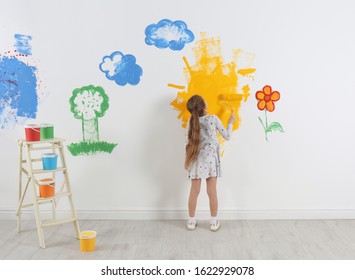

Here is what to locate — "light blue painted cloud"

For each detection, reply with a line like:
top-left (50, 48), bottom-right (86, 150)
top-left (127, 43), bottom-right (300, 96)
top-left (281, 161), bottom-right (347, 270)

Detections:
top-left (14, 34), bottom-right (32, 55)
top-left (145, 19), bottom-right (194, 51)
top-left (99, 51), bottom-right (143, 86)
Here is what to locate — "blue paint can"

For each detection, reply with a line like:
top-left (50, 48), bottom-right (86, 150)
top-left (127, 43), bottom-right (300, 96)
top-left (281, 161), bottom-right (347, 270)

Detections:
top-left (42, 153), bottom-right (58, 170)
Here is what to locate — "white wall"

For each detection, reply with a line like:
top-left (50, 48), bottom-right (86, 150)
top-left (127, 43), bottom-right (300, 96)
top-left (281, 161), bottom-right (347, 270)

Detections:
top-left (1, 0), bottom-right (355, 219)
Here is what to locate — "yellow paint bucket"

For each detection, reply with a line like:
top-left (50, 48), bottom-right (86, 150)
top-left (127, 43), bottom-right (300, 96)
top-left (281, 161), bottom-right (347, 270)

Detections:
top-left (79, 231), bottom-right (96, 252)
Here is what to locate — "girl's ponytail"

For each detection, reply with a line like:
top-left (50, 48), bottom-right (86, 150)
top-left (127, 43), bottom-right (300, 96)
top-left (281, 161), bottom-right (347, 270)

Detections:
top-left (185, 110), bottom-right (201, 169)
top-left (185, 95), bottom-right (206, 169)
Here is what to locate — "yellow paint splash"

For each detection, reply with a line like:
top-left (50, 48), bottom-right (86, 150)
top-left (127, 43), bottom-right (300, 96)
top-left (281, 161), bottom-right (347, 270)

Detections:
top-left (237, 68), bottom-right (256, 76)
top-left (167, 83), bottom-right (185, 90)
top-left (169, 33), bottom-right (255, 146)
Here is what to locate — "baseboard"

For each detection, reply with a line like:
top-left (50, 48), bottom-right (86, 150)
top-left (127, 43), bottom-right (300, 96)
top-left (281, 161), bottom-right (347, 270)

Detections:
top-left (1, 209), bottom-right (355, 220)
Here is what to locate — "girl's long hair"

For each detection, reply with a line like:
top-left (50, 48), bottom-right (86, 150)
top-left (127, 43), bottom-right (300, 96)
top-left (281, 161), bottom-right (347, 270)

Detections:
top-left (185, 95), bottom-right (206, 169)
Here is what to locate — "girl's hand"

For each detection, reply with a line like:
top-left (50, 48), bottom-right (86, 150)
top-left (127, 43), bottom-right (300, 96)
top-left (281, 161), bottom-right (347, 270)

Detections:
top-left (228, 110), bottom-right (236, 124)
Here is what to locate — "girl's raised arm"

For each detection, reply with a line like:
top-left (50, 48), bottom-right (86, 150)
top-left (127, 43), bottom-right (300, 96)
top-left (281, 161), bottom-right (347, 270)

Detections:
top-left (214, 115), bottom-right (232, 140)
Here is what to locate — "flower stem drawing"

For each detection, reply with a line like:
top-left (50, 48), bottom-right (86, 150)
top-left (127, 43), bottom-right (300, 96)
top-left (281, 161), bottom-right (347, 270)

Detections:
top-left (256, 85), bottom-right (284, 141)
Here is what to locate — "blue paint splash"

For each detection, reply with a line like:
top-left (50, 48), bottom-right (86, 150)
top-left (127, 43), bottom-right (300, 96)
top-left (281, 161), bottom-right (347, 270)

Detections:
top-left (14, 34), bottom-right (32, 55)
top-left (0, 56), bottom-right (38, 128)
top-left (145, 19), bottom-right (194, 51)
top-left (99, 51), bottom-right (143, 86)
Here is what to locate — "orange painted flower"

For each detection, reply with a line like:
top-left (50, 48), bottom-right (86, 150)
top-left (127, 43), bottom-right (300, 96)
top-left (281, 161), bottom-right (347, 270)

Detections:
top-left (255, 85), bottom-right (280, 112)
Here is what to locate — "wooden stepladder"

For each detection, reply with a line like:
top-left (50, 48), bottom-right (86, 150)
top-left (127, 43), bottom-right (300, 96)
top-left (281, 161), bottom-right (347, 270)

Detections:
top-left (17, 138), bottom-right (80, 248)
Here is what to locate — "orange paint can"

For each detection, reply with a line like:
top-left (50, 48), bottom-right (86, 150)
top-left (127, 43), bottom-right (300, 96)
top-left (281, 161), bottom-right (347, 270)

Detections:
top-left (39, 178), bottom-right (55, 198)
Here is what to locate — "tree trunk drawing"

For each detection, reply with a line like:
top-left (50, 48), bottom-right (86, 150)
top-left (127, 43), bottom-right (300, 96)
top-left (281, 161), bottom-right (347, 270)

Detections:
top-left (82, 117), bottom-right (99, 143)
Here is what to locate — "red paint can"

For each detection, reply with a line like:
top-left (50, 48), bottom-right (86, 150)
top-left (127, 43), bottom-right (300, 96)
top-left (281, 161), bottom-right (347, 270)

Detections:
top-left (24, 124), bottom-right (41, 141)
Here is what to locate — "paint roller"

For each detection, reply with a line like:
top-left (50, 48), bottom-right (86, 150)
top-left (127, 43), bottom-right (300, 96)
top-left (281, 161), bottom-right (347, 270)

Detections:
top-left (218, 92), bottom-right (248, 116)
top-left (218, 94), bottom-right (242, 110)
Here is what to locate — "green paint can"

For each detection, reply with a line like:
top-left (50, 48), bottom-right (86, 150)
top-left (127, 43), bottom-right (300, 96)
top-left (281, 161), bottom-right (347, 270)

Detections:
top-left (40, 123), bottom-right (54, 140)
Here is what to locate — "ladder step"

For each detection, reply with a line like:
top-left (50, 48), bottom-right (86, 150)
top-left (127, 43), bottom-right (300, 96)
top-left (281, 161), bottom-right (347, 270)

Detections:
top-left (32, 167), bottom-right (67, 174)
top-left (17, 203), bottom-right (35, 209)
top-left (18, 192), bottom-right (73, 209)
top-left (36, 192), bottom-right (72, 201)
top-left (18, 201), bottom-right (52, 209)
top-left (42, 218), bottom-right (77, 228)
top-left (28, 145), bottom-right (63, 151)
top-left (21, 158), bottom-right (42, 163)
top-left (21, 137), bottom-right (65, 144)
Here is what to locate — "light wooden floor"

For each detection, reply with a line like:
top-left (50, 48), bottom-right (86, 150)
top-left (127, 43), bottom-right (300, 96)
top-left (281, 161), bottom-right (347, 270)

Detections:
top-left (1, 219), bottom-right (355, 259)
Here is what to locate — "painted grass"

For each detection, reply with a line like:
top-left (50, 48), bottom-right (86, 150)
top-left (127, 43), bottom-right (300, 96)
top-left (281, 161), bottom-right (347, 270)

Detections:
top-left (67, 141), bottom-right (118, 156)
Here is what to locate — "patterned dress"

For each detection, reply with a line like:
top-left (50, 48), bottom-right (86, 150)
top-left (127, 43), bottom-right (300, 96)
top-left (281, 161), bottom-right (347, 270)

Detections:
top-left (187, 114), bottom-right (232, 179)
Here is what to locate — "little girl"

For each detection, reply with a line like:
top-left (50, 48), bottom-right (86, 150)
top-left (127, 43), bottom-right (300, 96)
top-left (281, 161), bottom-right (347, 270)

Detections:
top-left (185, 95), bottom-right (236, 231)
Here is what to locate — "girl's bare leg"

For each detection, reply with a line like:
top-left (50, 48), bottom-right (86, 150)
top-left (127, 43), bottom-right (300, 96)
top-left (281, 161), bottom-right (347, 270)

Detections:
top-left (188, 179), bottom-right (201, 217)
top-left (206, 177), bottom-right (218, 217)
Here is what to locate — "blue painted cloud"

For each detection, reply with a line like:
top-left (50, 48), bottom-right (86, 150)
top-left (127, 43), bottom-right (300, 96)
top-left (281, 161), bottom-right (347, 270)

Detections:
top-left (14, 34), bottom-right (32, 55)
top-left (99, 51), bottom-right (143, 86)
top-left (145, 19), bottom-right (194, 51)
top-left (0, 56), bottom-right (38, 129)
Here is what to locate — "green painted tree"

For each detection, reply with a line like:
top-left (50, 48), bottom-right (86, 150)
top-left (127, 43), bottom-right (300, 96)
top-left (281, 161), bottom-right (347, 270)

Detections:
top-left (69, 85), bottom-right (109, 143)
